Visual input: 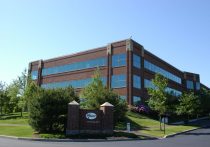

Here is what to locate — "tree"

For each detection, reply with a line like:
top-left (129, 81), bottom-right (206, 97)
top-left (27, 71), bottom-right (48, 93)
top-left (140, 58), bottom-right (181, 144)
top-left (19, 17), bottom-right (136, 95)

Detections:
top-left (199, 88), bottom-right (210, 115)
top-left (176, 92), bottom-right (200, 122)
top-left (0, 81), bottom-right (6, 115)
top-left (6, 80), bottom-right (20, 113)
top-left (80, 69), bottom-right (127, 123)
top-left (17, 69), bottom-right (28, 116)
top-left (147, 74), bottom-right (169, 131)
top-left (26, 81), bottom-right (79, 132)
top-left (5, 69), bottom-right (28, 116)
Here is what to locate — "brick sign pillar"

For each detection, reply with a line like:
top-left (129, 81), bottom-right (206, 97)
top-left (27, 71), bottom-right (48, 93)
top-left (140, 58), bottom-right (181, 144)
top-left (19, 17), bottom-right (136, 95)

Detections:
top-left (66, 101), bottom-right (114, 135)
top-left (66, 101), bottom-right (80, 135)
top-left (100, 102), bottom-right (114, 134)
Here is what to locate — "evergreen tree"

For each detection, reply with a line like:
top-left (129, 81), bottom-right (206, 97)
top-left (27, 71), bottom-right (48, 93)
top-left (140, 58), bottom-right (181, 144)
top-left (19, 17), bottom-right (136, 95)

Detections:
top-left (26, 81), bottom-right (79, 132)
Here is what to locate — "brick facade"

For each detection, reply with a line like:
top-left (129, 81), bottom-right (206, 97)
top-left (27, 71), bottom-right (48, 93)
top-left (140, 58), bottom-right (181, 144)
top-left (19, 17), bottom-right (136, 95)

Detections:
top-left (29, 39), bottom-right (209, 105)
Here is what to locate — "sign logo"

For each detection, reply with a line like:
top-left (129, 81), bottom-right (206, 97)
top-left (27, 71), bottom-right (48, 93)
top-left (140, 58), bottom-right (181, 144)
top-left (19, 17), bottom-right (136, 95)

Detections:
top-left (86, 112), bottom-right (97, 120)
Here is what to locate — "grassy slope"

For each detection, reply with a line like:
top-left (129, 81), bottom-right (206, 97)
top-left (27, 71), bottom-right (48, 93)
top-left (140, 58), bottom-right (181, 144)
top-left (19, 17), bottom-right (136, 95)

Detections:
top-left (119, 111), bottom-right (198, 138)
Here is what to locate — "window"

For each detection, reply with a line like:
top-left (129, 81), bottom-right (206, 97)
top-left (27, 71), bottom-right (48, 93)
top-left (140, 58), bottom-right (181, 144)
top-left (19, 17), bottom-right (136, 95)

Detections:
top-left (31, 70), bottom-right (38, 80)
top-left (133, 54), bottom-right (141, 68)
top-left (144, 60), bottom-right (181, 84)
top-left (41, 77), bottom-right (107, 89)
top-left (133, 96), bottom-right (141, 106)
top-left (144, 79), bottom-right (182, 96)
top-left (119, 95), bottom-right (127, 101)
top-left (186, 80), bottom-right (194, 89)
top-left (133, 75), bottom-right (141, 89)
top-left (111, 74), bottom-right (126, 88)
top-left (42, 57), bottom-right (107, 76)
top-left (112, 53), bottom-right (126, 67)
top-left (144, 79), bottom-right (155, 89)
top-left (165, 87), bottom-right (182, 97)
top-left (196, 82), bottom-right (200, 90)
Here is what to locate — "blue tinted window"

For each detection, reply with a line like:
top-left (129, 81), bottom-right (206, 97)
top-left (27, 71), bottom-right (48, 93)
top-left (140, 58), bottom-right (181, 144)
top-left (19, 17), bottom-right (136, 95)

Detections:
top-left (144, 79), bottom-right (155, 89)
top-left (144, 60), bottom-right (181, 84)
top-left (133, 96), bottom-right (141, 106)
top-left (144, 79), bottom-right (182, 96)
top-left (133, 75), bottom-right (141, 89)
top-left (133, 54), bottom-right (141, 68)
top-left (112, 54), bottom-right (126, 67)
top-left (31, 70), bottom-right (38, 80)
top-left (111, 74), bottom-right (126, 88)
top-left (196, 82), bottom-right (200, 90)
top-left (41, 77), bottom-right (107, 89)
top-left (187, 80), bottom-right (194, 89)
top-left (119, 95), bottom-right (127, 101)
top-left (165, 87), bottom-right (182, 96)
top-left (42, 57), bottom-right (107, 76)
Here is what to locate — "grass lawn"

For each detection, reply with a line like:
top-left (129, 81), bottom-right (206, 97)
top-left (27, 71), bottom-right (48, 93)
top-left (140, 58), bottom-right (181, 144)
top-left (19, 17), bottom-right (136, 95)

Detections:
top-left (0, 111), bottom-right (200, 138)
top-left (0, 125), bottom-right (33, 137)
top-left (0, 112), bottom-right (34, 137)
top-left (115, 111), bottom-right (198, 138)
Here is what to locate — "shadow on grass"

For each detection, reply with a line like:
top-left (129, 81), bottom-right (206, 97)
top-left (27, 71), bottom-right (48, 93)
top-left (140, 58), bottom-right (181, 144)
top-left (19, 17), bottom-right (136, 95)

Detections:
top-left (0, 113), bottom-right (28, 120)
top-left (115, 116), bottom-right (150, 131)
top-left (40, 131), bottom-right (141, 139)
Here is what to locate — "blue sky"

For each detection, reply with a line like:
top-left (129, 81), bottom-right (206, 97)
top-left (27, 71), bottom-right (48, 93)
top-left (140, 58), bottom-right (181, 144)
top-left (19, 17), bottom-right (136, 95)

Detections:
top-left (0, 0), bottom-right (209, 86)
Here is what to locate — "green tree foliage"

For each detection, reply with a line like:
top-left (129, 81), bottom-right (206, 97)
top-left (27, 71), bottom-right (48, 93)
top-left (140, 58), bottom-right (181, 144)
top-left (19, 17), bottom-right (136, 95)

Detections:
top-left (1, 69), bottom-right (28, 116)
top-left (147, 74), bottom-right (169, 131)
top-left (147, 74), bottom-right (169, 115)
top-left (6, 80), bottom-right (20, 113)
top-left (80, 69), bottom-right (127, 123)
top-left (0, 81), bottom-right (6, 115)
top-left (17, 69), bottom-right (28, 116)
top-left (26, 81), bottom-right (79, 133)
top-left (199, 88), bottom-right (210, 114)
top-left (176, 92), bottom-right (200, 120)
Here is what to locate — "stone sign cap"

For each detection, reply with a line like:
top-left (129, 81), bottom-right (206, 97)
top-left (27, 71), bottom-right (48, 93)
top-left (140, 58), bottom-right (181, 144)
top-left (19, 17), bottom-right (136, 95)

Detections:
top-left (100, 102), bottom-right (114, 107)
top-left (68, 100), bottom-right (79, 105)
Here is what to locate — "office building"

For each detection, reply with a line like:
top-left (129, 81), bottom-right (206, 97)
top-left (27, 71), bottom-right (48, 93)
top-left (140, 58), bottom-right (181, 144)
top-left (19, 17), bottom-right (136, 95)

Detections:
top-left (29, 39), bottom-right (209, 105)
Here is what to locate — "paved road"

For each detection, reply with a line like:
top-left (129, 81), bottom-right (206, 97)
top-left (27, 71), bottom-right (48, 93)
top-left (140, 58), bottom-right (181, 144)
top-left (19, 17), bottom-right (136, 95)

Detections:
top-left (0, 127), bottom-right (210, 147)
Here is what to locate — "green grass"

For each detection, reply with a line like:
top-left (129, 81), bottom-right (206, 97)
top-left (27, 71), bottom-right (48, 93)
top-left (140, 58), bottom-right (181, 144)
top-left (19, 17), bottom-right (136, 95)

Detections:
top-left (116, 111), bottom-right (198, 138)
top-left (0, 111), bottom-right (199, 138)
top-left (0, 125), bottom-right (34, 137)
top-left (0, 112), bottom-right (34, 137)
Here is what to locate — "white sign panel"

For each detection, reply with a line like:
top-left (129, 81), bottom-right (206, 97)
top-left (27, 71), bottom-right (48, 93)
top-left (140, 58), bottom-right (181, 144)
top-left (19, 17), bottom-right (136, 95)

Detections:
top-left (86, 112), bottom-right (97, 120)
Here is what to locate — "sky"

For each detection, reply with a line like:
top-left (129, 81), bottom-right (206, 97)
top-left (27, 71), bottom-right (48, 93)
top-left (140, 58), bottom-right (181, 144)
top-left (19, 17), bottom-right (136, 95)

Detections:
top-left (0, 0), bottom-right (209, 87)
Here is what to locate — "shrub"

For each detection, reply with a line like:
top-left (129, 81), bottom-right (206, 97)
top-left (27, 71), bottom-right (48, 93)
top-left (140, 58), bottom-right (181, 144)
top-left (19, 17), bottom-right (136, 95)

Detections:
top-left (26, 82), bottom-right (78, 133)
top-left (132, 104), bottom-right (151, 114)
